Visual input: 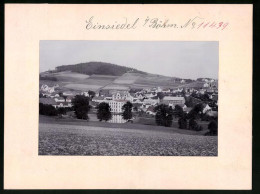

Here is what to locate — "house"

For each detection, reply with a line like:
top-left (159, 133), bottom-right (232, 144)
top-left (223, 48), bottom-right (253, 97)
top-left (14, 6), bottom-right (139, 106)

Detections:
top-left (136, 93), bottom-right (144, 100)
top-left (203, 104), bottom-right (212, 114)
top-left (146, 106), bottom-right (156, 115)
top-left (205, 110), bottom-right (218, 117)
top-left (145, 92), bottom-right (157, 98)
top-left (66, 96), bottom-right (73, 102)
top-left (40, 84), bottom-right (56, 93)
top-left (203, 83), bottom-right (210, 88)
top-left (39, 97), bottom-right (57, 106)
top-left (180, 79), bottom-right (186, 84)
top-left (143, 97), bottom-right (160, 105)
top-left (56, 102), bottom-right (73, 108)
top-left (162, 88), bottom-right (171, 93)
top-left (81, 91), bottom-right (90, 97)
top-left (54, 97), bottom-right (65, 103)
top-left (92, 96), bottom-right (106, 103)
top-left (156, 87), bottom-right (162, 93)
top-left (183, 107), bottom-right (193, 114)
top-left (161, 96), bottom-right (185, 107)
top-left (63, 91), bottom-right (77, 96)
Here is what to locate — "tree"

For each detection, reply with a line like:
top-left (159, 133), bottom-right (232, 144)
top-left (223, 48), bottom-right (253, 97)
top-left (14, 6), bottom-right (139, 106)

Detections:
top-left (97, 102), bottom-right (112, 121)
top-left (72, 95), bottom-right (91, 120)
top-left (178, 116), bottom-right (188, 129)
top-left (189, 118), bottom-right (198, 130)
top-left (174, 105), bottom-right (184, 118)
top-left (154, 104), bottom-right (174, 127)
top-left (157, 92), bottom-right (165, 100)
top-left (122, 101), bottom-right (133, 121)
top-left (88, 90), bottom-right (96, 98)
top-left (57, 107), bottom-right (67, 115)
top-left (187, 103), bottom-right (204, 120)
top-left (185, 96), bottom-right (194, 107)
top-left (39, 103), bottom-right (58, 116)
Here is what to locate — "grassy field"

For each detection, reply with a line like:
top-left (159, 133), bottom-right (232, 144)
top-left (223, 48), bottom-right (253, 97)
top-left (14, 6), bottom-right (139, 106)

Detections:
top-left (39, 115), bottom-right (217, 156)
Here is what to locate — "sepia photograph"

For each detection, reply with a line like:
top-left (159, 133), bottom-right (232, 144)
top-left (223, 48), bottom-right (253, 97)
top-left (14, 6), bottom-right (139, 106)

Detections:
top-left (39, 41), bottom-right (218, 156)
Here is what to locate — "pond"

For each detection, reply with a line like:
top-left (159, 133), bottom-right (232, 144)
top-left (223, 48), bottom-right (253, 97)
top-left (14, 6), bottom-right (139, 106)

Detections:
top-left (108, 114), bottom-right (127, 123)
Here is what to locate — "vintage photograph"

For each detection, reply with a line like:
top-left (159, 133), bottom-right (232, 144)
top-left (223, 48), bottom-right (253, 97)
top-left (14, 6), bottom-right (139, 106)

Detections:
top-left (39, 41), bottom-right (218, 156)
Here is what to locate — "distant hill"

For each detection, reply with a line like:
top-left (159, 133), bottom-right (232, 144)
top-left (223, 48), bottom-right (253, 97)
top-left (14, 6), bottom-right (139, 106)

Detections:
top-left (55, 62), bottom-right (147, 76)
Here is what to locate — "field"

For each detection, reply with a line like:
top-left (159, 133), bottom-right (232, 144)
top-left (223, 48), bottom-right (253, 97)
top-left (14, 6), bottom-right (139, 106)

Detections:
top-left (39, 116), bottom-right (217, 156)
top-left (40, 71), bottom-right (195, 92)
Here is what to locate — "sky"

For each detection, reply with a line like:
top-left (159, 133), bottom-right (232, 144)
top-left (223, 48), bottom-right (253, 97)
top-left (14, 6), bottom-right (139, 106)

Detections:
top-left (40, 41), bottom-right (218, 79)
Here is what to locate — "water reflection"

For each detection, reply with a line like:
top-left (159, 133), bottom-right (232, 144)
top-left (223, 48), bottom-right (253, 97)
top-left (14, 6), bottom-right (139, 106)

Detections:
top-left (108, 114), bottom-right (127, 123)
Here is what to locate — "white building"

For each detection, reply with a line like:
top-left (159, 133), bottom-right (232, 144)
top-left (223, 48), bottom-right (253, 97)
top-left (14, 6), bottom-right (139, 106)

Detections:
top-left (108, 100), bottom-right (127, 113)
top-left (112, 91), bottom-right (133, 103)
top-left (162, 96), bottom-right (185, 107)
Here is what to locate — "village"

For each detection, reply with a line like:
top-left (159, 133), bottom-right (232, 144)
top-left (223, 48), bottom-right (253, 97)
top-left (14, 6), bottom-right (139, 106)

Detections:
top-left (39, 78), bottom-right (218, 126)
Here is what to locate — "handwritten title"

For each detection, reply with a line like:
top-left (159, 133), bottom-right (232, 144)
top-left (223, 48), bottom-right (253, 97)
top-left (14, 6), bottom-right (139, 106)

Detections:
top-left (85, 16), bottom-right (229, 30)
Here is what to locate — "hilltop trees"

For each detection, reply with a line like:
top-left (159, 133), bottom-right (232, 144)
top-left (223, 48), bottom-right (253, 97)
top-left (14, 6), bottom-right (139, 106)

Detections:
top-left (97, 102), bottom-right (112, 121)
top-left (122, 102), bottom-right (133, 121)
top-left (154, 104), bottom-right (174, 127)
top-left (72, 95), bottom-right (91, 120)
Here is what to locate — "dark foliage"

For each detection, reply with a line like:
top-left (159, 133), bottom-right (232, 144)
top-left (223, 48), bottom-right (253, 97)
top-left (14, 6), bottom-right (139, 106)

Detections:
top-left (40, 75), bottom-right (57, 81)
top-left (206, 120), bottom-right (218, 136)
top-left (154, 104), bottom-right (174, 127)
top-left (187, 103), bottom-right (204, 119)
top-left (88, 90), bottom-right (96, 99)
top-left (72, 95), bottom-right (91, 120)
top-left (122, 102), bottom-right (133, 121)
top-left (157, 92), bottom-right (165, 100)
top-left (178, 116), bottom-right (188, 129)
top-left (55, 62), bottom-right (146, 76)
top-left (39, 103), bottom-right (58, 116)
top-left (174, 105), bottom-right (184, 118)
top-left (56, 107), bottom-right (73, 115)
top-left (97, 102), bottom-right (112, 121)
top-left (189, 118), bottom-right (203, 131)
top-left (184, 96), bottom-right (194, 107)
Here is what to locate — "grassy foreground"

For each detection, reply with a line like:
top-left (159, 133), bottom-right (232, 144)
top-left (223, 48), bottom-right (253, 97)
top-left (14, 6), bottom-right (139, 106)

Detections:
top-left (39, 116), bottom-right (217, 156)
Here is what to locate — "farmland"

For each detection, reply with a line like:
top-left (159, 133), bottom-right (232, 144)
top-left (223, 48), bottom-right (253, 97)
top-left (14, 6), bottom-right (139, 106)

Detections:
top-left (39, 121), bottom-right (217, 156)
top-left (40, 70), bottom-right (192, 92)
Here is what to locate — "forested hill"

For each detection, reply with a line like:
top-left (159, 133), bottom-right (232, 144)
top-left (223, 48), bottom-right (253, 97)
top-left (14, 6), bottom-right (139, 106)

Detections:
top-left (55, 62), bottom-right (147, 76)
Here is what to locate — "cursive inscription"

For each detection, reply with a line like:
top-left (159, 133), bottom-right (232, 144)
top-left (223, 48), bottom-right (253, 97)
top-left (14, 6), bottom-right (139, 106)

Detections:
top-left (85, 16), bottom-right (229, 31)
